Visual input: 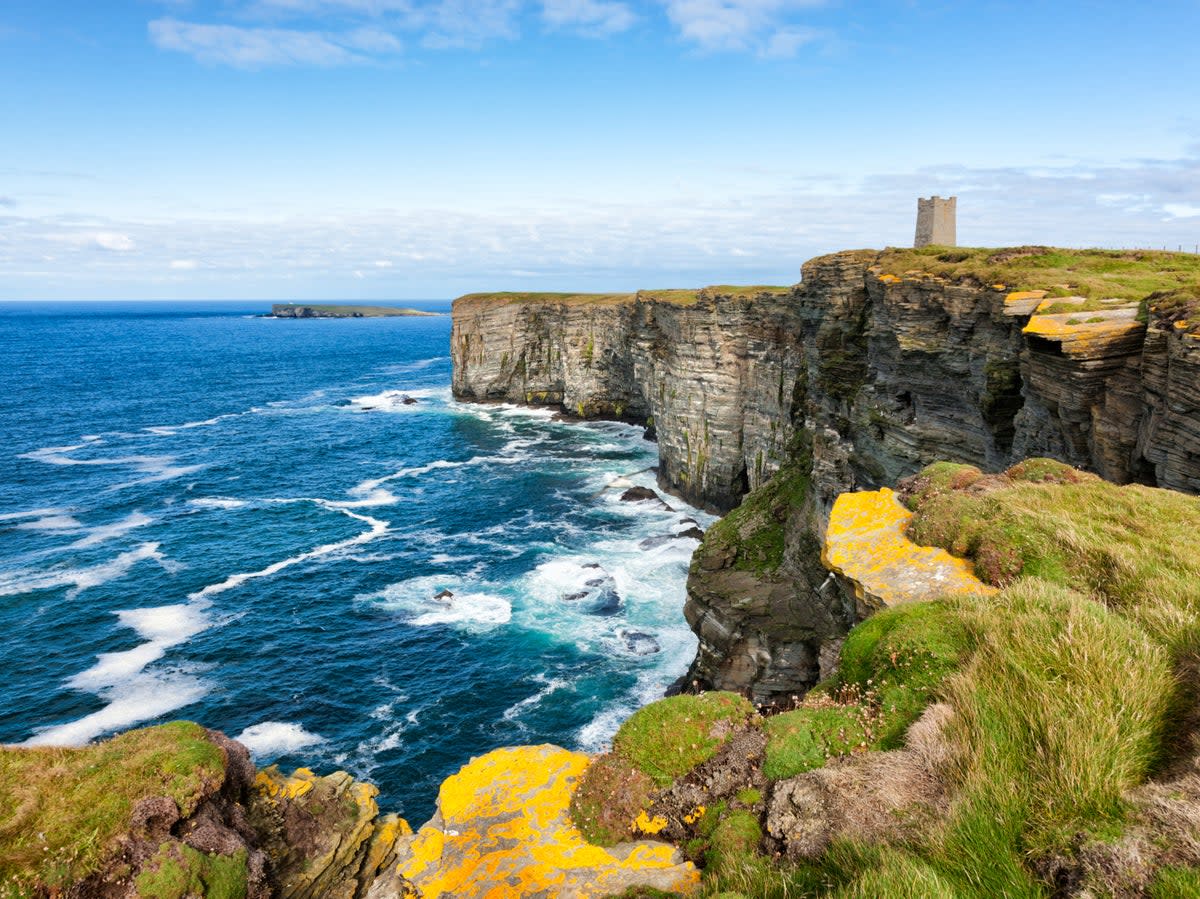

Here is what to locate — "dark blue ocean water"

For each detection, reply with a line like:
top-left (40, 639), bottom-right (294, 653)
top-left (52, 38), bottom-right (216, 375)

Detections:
top-left (0, 302), bottom-right (709, 822)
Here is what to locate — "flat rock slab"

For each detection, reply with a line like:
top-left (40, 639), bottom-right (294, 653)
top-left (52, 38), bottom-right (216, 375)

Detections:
top-left (822, 487), bottom-right (996, 608)
top-left (396, 745), bottom-right (699, 898)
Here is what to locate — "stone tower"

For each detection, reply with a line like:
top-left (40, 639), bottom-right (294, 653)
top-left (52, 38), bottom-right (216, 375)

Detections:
top-left (914, 195), bottom-right (956, 247)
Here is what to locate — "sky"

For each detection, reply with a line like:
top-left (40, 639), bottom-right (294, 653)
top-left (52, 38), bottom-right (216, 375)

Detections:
top-left (2, 1), bottom-right (1199, 299)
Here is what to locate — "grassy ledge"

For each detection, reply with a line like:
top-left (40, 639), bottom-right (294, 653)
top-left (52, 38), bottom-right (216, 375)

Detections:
top-left (0, 722), bottom-right (226, 895)
top-left (871, 246), bottom-right (1200, 307)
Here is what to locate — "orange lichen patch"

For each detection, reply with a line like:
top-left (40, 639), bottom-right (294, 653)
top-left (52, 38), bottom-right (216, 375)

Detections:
top-left (1002, 289), bottom-right (1047, 317)
top-left (822, 488), bottom-right (996, 609)
top-left (1022, 305), bottom-right (1144, 356)
top-left (396, 745), bottom-right (699, 899)
top-left (878, 273), bottom-right (901, 284)
top-left (255, 766), bottom-right (317, 800)
top-left (633, 811), bottom-right (668, 835)
top-left (992, 283), bottom-right (1006, 290)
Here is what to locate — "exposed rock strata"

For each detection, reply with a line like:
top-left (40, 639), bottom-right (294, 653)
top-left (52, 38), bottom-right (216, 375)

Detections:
top-left (451, 253), bottom-right (1200, 701)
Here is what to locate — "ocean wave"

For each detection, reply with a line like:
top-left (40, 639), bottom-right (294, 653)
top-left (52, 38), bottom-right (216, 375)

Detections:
top-left (188, 497), bottom-right (249, 510)
top-left (13, 514), bottom-right (84, 533)
top-left (376, 356), bottom-right (448, 375)
top-left (236, 721), bottom-right (325, 758)
top-left (21, 445), bottom-right (206, 490)
top-left (502, 675), bottom-right (573, 723)
top-left (366, 575), bottom-right (512, 630)
top-left (189, 504), bottom-right (389, 600)
top-left (67, 603), bottom-right (211, 692)
top-left (22, 669), bottom-right (208, 748)
top-left (0, 542), bottom-right (171, 598)
top-left (70, 511), bottom-right (154, 549)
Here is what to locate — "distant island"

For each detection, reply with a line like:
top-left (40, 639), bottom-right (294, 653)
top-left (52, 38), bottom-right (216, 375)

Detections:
top-left (270, 303), bottom-right (442, 318)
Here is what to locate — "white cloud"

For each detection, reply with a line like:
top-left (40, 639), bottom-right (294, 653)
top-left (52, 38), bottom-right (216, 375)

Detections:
top-left (170, 259), bottom-right (199, 269)
top-left (1164, 203), bottom-right (1200, 219)
top-left (148, 17), bottom-right (401, 67)
top-left (5, 150), bottom-right (1200, 297)
top-left (94, 232), bottom-right (136, 252)
top-left (662, 0), bottom-right (826, 53)
top-left (542, 0), bottom-right (637, 36)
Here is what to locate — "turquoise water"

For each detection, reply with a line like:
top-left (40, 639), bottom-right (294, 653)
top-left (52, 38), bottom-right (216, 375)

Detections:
top-left (0, 302), bottom-right (709, 822)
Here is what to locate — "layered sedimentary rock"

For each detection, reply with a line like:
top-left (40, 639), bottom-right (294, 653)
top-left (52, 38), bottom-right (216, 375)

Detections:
top-left (451, 251), bottom-right (1200, 701)
top-left (451, 289), bottom-right (803, 513)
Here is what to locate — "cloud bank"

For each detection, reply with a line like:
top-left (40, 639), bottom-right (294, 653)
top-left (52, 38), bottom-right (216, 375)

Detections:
top-left (4, 151), bottom-right (1199, 298)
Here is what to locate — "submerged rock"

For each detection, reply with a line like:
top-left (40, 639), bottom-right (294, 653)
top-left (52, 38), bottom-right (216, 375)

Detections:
top-left (562, 572), bottom-right (622, 615)
top-left (618, 629), bottom-right (661, 656)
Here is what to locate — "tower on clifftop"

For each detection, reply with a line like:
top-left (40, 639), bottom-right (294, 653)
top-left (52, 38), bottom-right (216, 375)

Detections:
top-left (914, 195), bottom-right (956, 247)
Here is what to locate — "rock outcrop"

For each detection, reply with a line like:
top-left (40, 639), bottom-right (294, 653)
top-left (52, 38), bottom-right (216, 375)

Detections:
top-left (0, 725), bottom-right (697, 899)
top-left (451, 249), bottom-right (1200, 702)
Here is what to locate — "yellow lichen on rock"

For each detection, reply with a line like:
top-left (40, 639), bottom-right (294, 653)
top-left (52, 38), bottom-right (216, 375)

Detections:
top-left (822, 488), bottom-right (995, 609)
top-left (1022, 299), bottom-right (1143, 356)
top-left (1002, 289), bottom-right (1047, 316)
top-left (395, 745), bottom-right (699, 898)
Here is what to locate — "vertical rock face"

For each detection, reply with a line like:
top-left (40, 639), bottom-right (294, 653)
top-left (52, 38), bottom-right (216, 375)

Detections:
top-left (452, 289), bottom-right (803, 513)
top-left (451, 256), bottom-right (1200, 701)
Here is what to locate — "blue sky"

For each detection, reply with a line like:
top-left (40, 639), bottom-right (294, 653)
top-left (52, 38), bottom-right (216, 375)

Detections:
top-left (2, 1), bottom-right (1199, 299)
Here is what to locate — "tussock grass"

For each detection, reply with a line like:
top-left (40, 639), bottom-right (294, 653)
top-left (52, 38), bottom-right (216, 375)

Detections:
top-left (0, 722), bottom-right (225, 895)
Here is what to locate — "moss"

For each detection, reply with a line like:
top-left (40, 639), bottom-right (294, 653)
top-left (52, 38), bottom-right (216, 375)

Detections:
top-left (734, 788), bottom-right (761, 806)
top-left (0, 722), bottom-right (226, 893)
top-left (134, 844), bottom-right (248, 899)
top-left (763, 706), bottom-right (872, 780)
top-left (613, 693), bottom-right (756, 788)
top-left (699, 459), bottom-right (809, 576)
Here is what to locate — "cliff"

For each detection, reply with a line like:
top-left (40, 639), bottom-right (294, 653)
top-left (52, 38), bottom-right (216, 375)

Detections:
top-left (451, 247), bottom-right (1200, 701)
top-left (0, 726), bottom-right (697, 898)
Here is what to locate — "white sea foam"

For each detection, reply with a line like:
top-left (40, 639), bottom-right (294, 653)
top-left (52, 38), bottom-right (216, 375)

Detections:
top-left (0, 506), bottom-right (74, 522)
top-left (70, 511), bottom-right (153, 548)
top-left (68, 603), bottom-right (211, 692)
top-left (367, 575), bottom-right (512, 629)
top-left (21, 445), bottom-right (205, 489)
top-left (189, 497), bottom-right (249, 510)
top-left (410, 593), bottom-right (511, 627)
top-left (22, 601), bottom-right (212, 747)
top-left (502, 676), bottom-right (572, 723)
top-left (348, 458), bottom-right (468, 496)
top-left (0, 542), bottom-right (170, 598)
top-left (236, 721), bottom-right (325, 757)
top-left (349, 386), bottom-right (450, 412)
top-left (14, 514), bottom-right (84, 533)
top-left (377, 356), bottom-right (447, 375)
top-left (23, 673), bottom-right (209, 747)
top-left (189, 504), bottom-right (388, 599)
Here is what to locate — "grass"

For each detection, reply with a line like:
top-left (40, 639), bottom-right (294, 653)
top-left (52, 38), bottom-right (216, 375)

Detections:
top-left (613, 692), bottom-right (756, 788)
top-left (885, 459), bottom-right (1200, 892)
top-left (872, 246), bottom-right (1200, 304)
top-left (0, 721), bottom-right (226, 896)
top-left (835, 602), bottom-right (972, 749)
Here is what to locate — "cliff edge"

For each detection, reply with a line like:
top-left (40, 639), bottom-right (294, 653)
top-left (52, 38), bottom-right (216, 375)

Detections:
top-left (452, 246), bottom-right (1200, 702)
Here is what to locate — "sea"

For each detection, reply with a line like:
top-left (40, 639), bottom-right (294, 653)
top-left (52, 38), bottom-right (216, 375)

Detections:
top-left (0, 301), bottom-right (711, 823)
